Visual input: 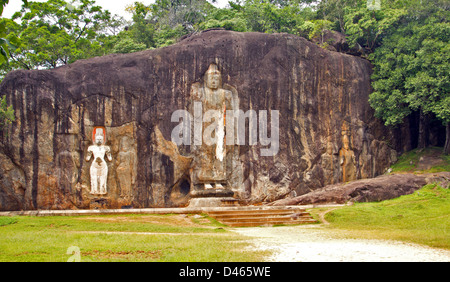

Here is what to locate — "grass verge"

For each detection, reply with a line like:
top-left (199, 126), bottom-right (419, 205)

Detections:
top-left (317, 184), bottom-right (449, 250)
top-left (389, 146), bottom-right (450, 173)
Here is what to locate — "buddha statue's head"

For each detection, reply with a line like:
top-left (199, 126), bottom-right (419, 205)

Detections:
top-left (204, 64), bottom-right (222, 90)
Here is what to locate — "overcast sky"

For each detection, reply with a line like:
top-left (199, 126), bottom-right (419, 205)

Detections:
top-left (3, 0), bottom-right (230, 21)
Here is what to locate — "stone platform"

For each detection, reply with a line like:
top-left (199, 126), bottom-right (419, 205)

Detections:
top-left (0, 205), bottom-right (346, 228)
top-left (207, 207), bottom-right (317, 227)
top-left (188, 183), bottom-right (239, 208)
top-left (0, 204), bottom-right (343, 218)
top-left (188, 197), bottom-right (239, 208)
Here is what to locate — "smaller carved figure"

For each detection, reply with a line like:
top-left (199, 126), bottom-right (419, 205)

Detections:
top-left (339, 133), bottom-right (356, 183)
top-left (57, 135), bottom-right (80, 193)
top-left (86, 127), bottom-right (112, 195)
top-left (116, 136), bottom-right (136, 198)
top-left (321, 136), bottom-right (339, 184)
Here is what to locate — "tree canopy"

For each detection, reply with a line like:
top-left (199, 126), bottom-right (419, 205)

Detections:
top-left (0, 0), bottom-right (448, 153)
top-left (367, 0), bottom-right (449, 152)
top-left (2, 0), bottom-right (123, 71)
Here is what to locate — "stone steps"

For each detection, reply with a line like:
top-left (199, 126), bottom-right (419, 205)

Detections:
top-left (207, 207), bottom-right (317, 227)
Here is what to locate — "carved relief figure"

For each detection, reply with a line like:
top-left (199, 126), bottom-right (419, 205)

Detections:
top-left (116, 136), bottom-right (136, 198)
top-left (57, 135), bottom-right (80, 193)
top-left (85, 127), bottom-right (112, 195)
top-left (321, 136), bottom-right (339, 184)
top-left (339, 133), bottom-right (356, 182)
top-left (191, 63), bottom-right (234, 188)
top-left (358, 126), bottom-right (373, 179)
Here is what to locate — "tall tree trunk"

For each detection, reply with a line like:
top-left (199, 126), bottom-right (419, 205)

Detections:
top-left (444, 123), bottom-right (450, 155)
top-left (417, 110), bottom-right (429, 149)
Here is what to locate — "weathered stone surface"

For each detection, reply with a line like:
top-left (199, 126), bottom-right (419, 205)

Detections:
top-left (0, 30), bottom-right (404, 211)
top-left (269, 172), bottom-right (449, 205)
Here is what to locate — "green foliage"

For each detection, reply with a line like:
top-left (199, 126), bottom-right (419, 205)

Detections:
top-left (305, 19), bottom-right (333, 41)
top-left (368, 2), bottom-right (449, 132)
top-left (128, 1), bottom-right (154, 48)
top-left (2, 0), bottom-right (123, 71)
top-left (120, 0), bottom-right (216, 49)
top-left (119, 0), bottom-right (317, 47)
top-left (111, 37), bottom-right (146, 54)
top-left (198, 7), bottom-right (249, 32)
top-left (235, 0), bottom-right (314, 34)
top-left (152, 0), bottom-right (212, 30)
top-left (389, 147), bottom-right (450, 173)
top-left (342, 0), bottom-right (406, 53)
top-left (0, 0), bottom-right (447, 150)
top-left (0, 0), bottom-right (27, 65)
top-left (0, 94), bottom-right (14, 133)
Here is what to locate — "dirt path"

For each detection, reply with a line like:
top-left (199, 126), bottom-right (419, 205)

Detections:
top-left (317, 207), bottom-right (339, 225)
top-left (231, 225), bottom-right (450, 262)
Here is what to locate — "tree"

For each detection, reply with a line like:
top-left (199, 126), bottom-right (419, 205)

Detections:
top-left (4, 0), bottom-right (123, 70)
top-left (341, 0), bottom-right (406, 54)
top-left (111, 37), bottom-right (147, 54)
top-left (151, 0), bottom-right (214, 31)
top-left (316, 0), bottom-right (357, 31)
top-left (200, 0), bottom-right (315, 35)
top-left (0, 95), bottom-right (14, 139)
top-left (198, 3), bottom-right (249, 32)
top-left (127, 1), bottom-right (155, 48)
top-left (369, 1), bottom-right (449, 153)
top-left (0, 0), bottom-right (28, 65)
top-left (306, 19), bottom-right (333, 43)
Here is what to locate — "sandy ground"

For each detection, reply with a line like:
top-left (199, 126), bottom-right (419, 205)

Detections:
top-left (231, 225), bottom-right (450, 262)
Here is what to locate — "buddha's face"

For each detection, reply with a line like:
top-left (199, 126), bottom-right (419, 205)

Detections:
top-left (95, 135), bottom-right (104, 145)
top-left (342, 134), bottom-right (349, 150)
top-left (205, 68), bottom-right (221, 90)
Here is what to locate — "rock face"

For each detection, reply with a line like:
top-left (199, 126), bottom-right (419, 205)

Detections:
top-left (0, 30), bottom-right (402, 211)
top-left (269, 172), bottom-right (450, 205)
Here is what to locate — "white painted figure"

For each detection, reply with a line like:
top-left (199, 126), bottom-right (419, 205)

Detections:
top-left (86, 128), bottom-right (112, 195)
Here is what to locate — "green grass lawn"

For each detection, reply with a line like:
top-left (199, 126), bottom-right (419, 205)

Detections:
top-left (321, 184), bottom-right (450, 250)
top-left (0, 214), bottom-right (267, 262)
top-left (308, 147), bottom-right (450, 250)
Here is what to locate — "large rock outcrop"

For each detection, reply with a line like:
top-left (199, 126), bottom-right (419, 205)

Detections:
top-left (0, 30), bottom-right (403, 211)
